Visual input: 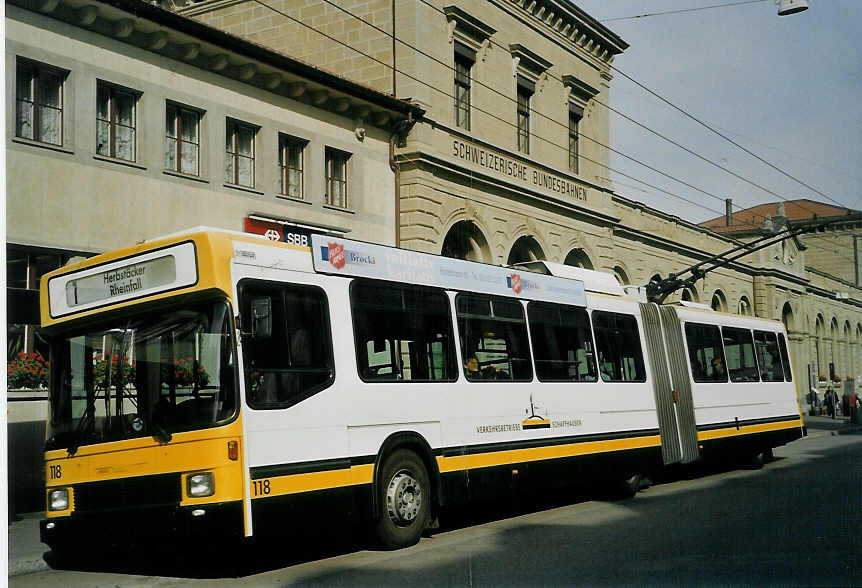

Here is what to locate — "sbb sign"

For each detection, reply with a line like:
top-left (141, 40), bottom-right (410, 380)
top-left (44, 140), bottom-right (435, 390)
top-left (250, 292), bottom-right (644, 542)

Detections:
top-left (244, 217), bottom-right (315, 249)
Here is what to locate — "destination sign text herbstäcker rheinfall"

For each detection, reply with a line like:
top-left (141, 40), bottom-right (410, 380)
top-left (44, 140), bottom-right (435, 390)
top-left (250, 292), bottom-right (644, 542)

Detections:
top-left (451, 139), bottom-right (588, 203)
top-left (103, 265), bottom-right (146, 296)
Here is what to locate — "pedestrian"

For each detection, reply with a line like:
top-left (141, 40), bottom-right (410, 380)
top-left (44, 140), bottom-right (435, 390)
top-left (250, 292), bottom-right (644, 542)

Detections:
top-left (809, 387), bottom-right (819, 415)
top-left (850, 391), bottom-right (859, 424)
top-left (825, 386), bottom-right (836, 419)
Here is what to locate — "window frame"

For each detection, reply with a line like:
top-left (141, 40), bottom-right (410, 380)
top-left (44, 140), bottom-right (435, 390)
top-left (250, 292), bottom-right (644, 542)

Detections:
top-left (684, 322), bottom-right (728, 383)
top-left (777, 333), bottom-right (793, 382)
top-left (456, 293), bottom-right (533, 382)
top-left (527, 301), bottom-right (597, 383)
top-left (238, 279), bottom-right (335, 410)
top-left (277, 133), bottom-right (307, 199)
top-left (516, 81), bottom-right (532, 154)
top-left (350, 279), bottom-right (458, 383)
top-left (325, 147), bottom-right (351, 209)
top-left (753, 330), bottom-right (785, 382)
top-left (591, 310), bottom-right (647, 383)
top-left (165, 101), bottom-right (202, 176)
top-left (454, 45), bottom-right (473, 131)
top-left (225, 118), bottom-right (257, 188)
top-left (96, 80), bottom-right (139, 162)
top-left (721, 326), bottom-right (760, 383)
top-left (16, 58), bottom-right (67, 146)
top-left (568, 108), bottom-right (581, 174)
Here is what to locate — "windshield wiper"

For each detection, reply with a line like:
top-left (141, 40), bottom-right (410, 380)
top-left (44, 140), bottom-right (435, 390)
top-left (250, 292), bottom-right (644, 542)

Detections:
top-left (67, 387), bottom-right (98, 457)
top-left (150, 400), bottom-right (173, 444)
top-left (113, 323), bottom-right (132, 439)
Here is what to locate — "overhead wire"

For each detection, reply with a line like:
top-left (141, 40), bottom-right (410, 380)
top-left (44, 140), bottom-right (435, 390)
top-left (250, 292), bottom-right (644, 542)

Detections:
top-left (247, 0), bottom-right (738, 220)
top-left (405, 0), bottom-right (850, 228)
top-left (287, 0), bottom-right (786, 215)
top-left (599, 0), bottom-right (770, 23)
top-left (607, 64), bottom-right (848, 209)
top-left (247, 0), bottom-right (857, 264)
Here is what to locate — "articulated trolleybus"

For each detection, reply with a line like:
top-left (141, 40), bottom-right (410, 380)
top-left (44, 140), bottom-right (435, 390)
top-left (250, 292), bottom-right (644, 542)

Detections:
top-left (40, 228), bottom-right (803, 551)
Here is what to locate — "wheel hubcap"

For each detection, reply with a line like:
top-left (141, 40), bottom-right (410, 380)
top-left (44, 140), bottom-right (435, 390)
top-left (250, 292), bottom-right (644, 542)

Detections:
top-left (386, 470), bottom-right (421, 526)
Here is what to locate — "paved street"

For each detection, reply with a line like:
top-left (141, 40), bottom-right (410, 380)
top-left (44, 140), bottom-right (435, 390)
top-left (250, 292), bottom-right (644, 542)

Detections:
top-left (9, 419), bottom-right (861, 587)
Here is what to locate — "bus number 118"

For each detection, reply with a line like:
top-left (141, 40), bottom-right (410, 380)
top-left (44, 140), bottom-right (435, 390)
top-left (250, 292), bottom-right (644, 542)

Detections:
top-left (252, 479), bottom-right (271, 496)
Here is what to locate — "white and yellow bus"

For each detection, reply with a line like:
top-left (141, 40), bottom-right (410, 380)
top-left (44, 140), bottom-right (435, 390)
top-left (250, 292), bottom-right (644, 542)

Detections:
top-left (39, 228), bottom-right (804, 552)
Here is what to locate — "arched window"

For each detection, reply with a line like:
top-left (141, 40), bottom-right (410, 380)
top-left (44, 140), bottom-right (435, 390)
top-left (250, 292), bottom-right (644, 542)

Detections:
top-left (781, 302), bottom-right (794, 332)
top-left (441, 220), bottom-right (491, 263)
top-left (563, 248), bottom-right (593, 269)
top-left (830, 318), bottom-right (839, 379)
top-left (738, 296), bottom-right (752, 316)
top-left (814, 314), bottom-right (825, 378)
top-left (507, 236), bottom-right (545, 265)
top-left (711, 290), bottom-right (727, 312)
top-left (612, 265), bottom-right (630, 286)
top-left (681, 287), bottom-right (699, 302)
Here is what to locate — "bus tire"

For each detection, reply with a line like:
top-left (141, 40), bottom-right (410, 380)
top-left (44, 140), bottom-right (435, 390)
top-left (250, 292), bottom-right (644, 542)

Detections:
top-left (620, 474), bottom-right (642, 498)
top-left (374, 449), bottom-right (430, 550)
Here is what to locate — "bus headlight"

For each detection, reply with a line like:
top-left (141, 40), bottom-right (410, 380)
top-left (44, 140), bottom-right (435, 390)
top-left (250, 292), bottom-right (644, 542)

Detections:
top-left (48, 488), bottom-right (70, 511)
top-left (187, 473), bottom-right (215, 498)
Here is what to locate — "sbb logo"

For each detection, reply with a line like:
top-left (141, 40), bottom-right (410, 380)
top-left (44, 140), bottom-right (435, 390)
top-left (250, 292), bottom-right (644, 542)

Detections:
top-left (263, 229), bottom-right (281, 241)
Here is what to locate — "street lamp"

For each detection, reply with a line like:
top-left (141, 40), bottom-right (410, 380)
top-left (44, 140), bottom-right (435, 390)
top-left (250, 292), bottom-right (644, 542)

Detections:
top-left (777, 0), bottom-right (808, 16)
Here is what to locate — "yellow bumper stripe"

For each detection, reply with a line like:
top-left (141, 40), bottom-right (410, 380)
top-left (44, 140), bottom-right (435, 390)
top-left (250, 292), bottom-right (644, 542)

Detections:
top-left (697, 419), bottom-right (803, 441)
top-left (436, 435), bottom-right (663, 473)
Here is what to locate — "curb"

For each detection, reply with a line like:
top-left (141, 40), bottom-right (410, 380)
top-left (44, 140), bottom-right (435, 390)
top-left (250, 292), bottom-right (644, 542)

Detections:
top-left (8, 556), bottom-right (49, 578)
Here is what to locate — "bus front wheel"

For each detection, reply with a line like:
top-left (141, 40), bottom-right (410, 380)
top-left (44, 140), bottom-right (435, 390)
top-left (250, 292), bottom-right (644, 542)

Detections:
top-left (374, 449), bottom-right (430, 549)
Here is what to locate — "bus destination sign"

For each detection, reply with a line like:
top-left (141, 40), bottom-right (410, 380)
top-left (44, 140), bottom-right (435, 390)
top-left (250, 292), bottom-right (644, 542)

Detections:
top-left (48, 242), bottom-right (198, 318)
top-left (66, 255), bottom-right (176, 307)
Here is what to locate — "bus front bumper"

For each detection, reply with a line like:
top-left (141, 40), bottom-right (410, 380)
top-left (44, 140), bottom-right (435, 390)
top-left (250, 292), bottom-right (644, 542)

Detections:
top-left (40, 501), bottom-right (244, 550)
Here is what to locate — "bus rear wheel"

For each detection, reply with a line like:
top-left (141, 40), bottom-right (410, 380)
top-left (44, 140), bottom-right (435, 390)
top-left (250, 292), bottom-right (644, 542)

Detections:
top-left (374, 449), bottom-right (430, 549)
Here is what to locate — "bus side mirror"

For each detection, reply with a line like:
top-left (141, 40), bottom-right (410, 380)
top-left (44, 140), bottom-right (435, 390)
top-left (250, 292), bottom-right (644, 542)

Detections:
top-left (249, 297), bottom-right (272, 339)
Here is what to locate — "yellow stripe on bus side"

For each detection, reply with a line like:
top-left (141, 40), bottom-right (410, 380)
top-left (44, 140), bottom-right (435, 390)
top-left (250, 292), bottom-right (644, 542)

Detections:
top-left (251, 464), bottom-right (375, 500)
top-left (696, 419), bottom-right (803, 441)
top-left (436, 435), bottom-right (663, 473)
top-left (251, 435), bottom-right (663, 498)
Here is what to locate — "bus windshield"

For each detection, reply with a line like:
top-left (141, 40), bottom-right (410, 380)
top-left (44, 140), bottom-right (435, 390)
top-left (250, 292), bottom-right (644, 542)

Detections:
top-left (46, 299), bottom-right (237, 453)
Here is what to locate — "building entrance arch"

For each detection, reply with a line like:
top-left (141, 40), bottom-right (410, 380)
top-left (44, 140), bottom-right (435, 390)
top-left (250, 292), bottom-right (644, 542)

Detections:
top-left (563, 248), bottom-right (593, 269)
top-left (507, 236), bottom-right (545, 265)
top-left (441, 220), bottom-right (491, 263)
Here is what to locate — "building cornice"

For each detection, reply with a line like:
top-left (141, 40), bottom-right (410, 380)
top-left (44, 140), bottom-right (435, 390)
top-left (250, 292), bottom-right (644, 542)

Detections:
top-left (509, 43), bottom-right (553, 75)
top-left (443, 5), bottom-right (497, 43)
top-left (10, 0), bottom-right (424, 131)
top-left (562, 74), bottom-right (599, 102)
top-left (502, 0), bottom-right (627, 64)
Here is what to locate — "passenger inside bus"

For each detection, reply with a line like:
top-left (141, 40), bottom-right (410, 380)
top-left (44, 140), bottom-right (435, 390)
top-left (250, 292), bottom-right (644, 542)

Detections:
top-left (711, 357), bottom-right (725, 378)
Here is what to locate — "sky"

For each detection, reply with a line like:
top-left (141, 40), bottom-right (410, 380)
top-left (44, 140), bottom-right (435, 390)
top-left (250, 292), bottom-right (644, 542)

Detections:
top-left (571, 0), bottom-right (862, 224)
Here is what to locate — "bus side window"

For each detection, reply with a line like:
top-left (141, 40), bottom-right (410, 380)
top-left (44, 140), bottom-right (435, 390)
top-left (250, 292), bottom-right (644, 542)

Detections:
top-left (753, 330), bottom-right (784, 382)
top-left (777, 333), bottom-right (793, 382)
top-left (456, 294), bottom-right (532, 382)
top-left (684, 322), bottom-right (727, 383)
top-left (350, 280), bottom-right (457, 382)
top-left (722, 327), bottom-right (759, 383)
top-left (591, 311), bottom-right (646, 383)
top-left (528, 301), bottom-right (596, 382)
top-left (239, 281), bottom-right (334, 409)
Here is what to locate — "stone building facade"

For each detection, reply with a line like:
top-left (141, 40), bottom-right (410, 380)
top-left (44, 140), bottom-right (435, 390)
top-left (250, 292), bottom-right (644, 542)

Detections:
top-left (701, 201), bottom-right (862, 399)
top-left (177, 0), bottom-right (862, 405)
top-left (5, 0), bottom-right (421, 512)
